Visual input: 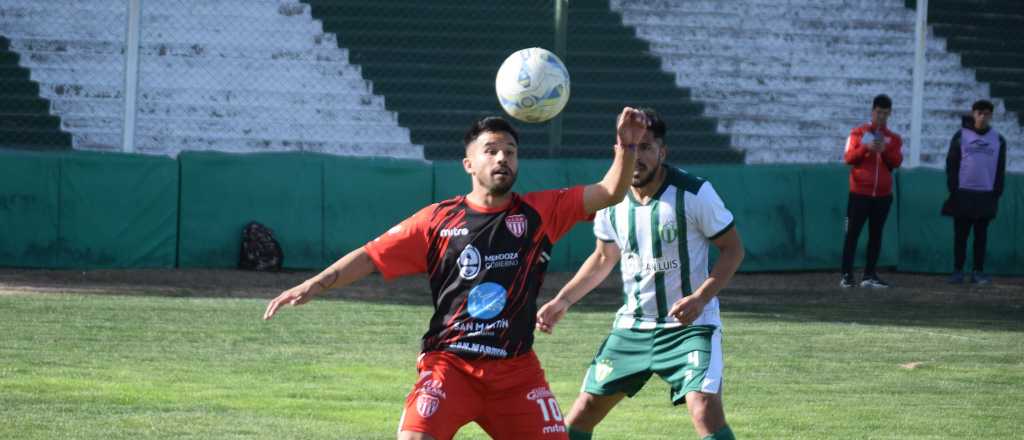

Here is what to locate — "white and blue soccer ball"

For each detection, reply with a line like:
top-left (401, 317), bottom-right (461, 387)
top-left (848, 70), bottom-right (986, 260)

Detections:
top-left (495, 47), bottom-right (570, 123)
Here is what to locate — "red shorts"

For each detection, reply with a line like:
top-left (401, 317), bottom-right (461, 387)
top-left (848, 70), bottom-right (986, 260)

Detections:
top-left (398, 350), bottom-right (569, 440)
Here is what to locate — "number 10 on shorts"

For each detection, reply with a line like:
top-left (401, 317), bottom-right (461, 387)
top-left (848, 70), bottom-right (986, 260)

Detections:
top-left (535, 398), bottom-right (563, 422)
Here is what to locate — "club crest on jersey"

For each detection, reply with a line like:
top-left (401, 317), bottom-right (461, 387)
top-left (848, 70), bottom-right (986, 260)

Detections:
top-left (458, 245), bottom-right (481, 279)
top-left (416, 395), bottom-right (440, 418)
top-left (505, 214), bottom-right (527, 238)
top-left (660, 221), bottom-right (678, 243)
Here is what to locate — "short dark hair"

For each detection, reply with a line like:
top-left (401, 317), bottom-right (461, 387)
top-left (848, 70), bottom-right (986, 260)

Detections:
top-left (638, 107), bottom-right (666, 140)
top-left (872, 94), bottom-right (892, 110)
top-left (972, 99), bottom-right (994, 113)
top-left (463, 116), bottom-right (519, 148)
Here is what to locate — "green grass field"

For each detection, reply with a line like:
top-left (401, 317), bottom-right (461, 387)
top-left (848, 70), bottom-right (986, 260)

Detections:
top-left (1, 288), bottom-right (1022, 439)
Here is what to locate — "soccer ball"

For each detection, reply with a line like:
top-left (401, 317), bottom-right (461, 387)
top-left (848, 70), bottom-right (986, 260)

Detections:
top-left (495, 47), bottom-right (570, 123)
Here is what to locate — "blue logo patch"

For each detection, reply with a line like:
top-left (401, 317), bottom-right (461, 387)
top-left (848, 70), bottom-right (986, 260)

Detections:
top-left (467, 282), bottom-right (507, 319)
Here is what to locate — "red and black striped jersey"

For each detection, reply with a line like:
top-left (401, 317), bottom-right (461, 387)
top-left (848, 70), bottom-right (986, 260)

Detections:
top-left (364, 186), bottom-right (590, 360)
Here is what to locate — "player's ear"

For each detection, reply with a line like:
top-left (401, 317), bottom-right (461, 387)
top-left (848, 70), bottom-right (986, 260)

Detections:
top-left (462, 156), bottom-right (473, 175)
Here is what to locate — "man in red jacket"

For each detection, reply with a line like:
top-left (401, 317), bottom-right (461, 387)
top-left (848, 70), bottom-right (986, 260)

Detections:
top-left (840, 94), bottom-right (903, 288)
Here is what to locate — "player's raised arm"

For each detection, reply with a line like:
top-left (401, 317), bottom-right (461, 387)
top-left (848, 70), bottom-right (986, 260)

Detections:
top-left (582, 107), bottom-right (646, 214)
top-left (262, 247), bottom-right (376, 320)
top-left (537, 239), bottom-right (620, 334)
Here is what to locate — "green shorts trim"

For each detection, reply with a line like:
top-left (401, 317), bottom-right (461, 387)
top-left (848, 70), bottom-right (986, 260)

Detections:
top-left (581, 325), bottom-right (719, 405)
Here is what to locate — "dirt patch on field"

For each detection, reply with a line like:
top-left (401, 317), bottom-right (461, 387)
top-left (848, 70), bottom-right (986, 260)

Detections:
top-left (1, 268), bottom-right (1020, 310)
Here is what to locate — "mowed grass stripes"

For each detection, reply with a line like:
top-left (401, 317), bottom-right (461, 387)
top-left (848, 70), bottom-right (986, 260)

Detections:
top-left (1, 292), bottom-right (1021, 439)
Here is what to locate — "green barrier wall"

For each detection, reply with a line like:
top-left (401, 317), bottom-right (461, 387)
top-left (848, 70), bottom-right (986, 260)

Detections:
top-left (1, 150), bottom-right (1020, 274)
top-left (59, 152), bottom-right (177, 268)
top-left (178, 152), bottom-right (324, 269)
top-left (0, 151), bottom-right (60, 267)
top-left (0, 150), bottom-right (177, 268)
top-left (688, 164), bottom-right (805, 271)
top-left (323, 157), bottom-right (433, 265)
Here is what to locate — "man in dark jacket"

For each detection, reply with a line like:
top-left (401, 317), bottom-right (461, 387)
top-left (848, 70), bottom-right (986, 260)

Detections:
top-left (943, 99), bottom-right (1007, 285)
top-left (840, 94), bottom-right (903, 288)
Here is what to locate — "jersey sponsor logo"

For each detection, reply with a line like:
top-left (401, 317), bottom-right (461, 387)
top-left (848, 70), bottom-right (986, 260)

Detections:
top-left (594, 359), bottom-right (614, 382)
top-left (453, 319), bottom-right (509, 336)
top-left (415, 394), bottom-right (440, 418)
top-left (659, 221), bottom-right (679, 243)
top-left (458, 245), bottom-right (481, 279)
top-left (484, 251), bottom-right (519, 269)
top-left (467, 282), bottom-right (507, 319)
top-left (448, 341), bottom-right (509, 357)
top-left (621, 252), bottom-right (680, 277)
top-left (439, 227), bottom-right (469, 238)
top-left (505, 214), bottom-right (527, 237)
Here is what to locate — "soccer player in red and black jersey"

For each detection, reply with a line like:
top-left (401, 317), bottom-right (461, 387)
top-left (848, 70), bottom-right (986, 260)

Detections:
top-left (263, 107), bottom-right (648, 440)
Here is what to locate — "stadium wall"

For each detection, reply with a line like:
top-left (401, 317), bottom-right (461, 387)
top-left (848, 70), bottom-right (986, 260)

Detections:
top-left (1, 151), bottom-right (1020, 275)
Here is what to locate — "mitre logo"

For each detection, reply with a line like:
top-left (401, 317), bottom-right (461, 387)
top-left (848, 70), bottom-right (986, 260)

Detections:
top-left (440, 227), bottom-right (469, 238)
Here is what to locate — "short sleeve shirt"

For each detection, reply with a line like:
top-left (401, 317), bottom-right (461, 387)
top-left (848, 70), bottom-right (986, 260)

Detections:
top-left (364, 186), bottom-right (590, 359)
top-left (594, 166), bottom-right (734, 330)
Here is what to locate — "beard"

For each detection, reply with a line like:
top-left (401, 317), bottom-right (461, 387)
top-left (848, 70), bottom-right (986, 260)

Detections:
top-left (484, 171), bottom-right (517, 195)
top-left (631, 163), bottom-right (658, 188)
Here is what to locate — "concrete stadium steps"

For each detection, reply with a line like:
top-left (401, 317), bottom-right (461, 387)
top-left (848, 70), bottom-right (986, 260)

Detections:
top-left (681, 75), bottom-right (987, 98)
top-left (54, 99), bottom-right (396, 125)
top-left (701, 101), bottom-right (1022, 136)
top-left (62, 116), bottom-right (410, 144)
top-left (648, 36), bottom-right (947, 57)
top-left (614, 0), bottom-right (1022, 171)
top-left (0, 35), bottom-right (69, 149)
top-left (74, 132), bottom-right (419, 158)
top-left (39, 83), bottom-right (385, 110)
top-left (663, 58), bottom-right (973, 83)
top-left (908, 0), bottom-right (1024, 126)
top-left (305, 0), bottom-right (744, 163)
top-left (0, 0), bottom-right (419, 158)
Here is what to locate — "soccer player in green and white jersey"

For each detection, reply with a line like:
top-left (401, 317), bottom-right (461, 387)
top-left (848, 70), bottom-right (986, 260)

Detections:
top-left (536, 108), bottom-right (745, 440)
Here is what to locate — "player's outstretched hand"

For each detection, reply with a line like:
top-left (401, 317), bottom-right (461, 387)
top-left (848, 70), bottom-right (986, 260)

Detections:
top-left (536, 297), bottom-right (571, 334)
top-left (668, 295), bottom-right (708, 326)
top-left (616, 106), bottom-right (650, 148)
top-left (263, 282), bottom-right (316, 320)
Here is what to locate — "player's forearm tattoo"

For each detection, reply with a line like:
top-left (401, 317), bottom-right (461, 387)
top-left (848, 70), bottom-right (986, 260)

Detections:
top-left (315, 272), bottom-right (339, 291)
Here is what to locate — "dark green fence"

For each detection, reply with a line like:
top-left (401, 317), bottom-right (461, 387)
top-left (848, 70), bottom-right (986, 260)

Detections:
top-left (1, 151), bottom-right (1020, 274)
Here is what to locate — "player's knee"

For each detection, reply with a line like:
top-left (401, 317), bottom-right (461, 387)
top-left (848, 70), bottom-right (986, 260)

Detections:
top-left (566, 393), bottom-right (618, 431)
top-left (686, 391), bottom-right (725, 431)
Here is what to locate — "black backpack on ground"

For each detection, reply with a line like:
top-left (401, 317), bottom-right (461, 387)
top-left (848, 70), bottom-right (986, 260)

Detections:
top-left (238, 221), bottom-right (283, 271)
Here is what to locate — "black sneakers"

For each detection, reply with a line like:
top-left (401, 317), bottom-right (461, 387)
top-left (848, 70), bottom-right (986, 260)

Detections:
top-left (839, 273), bottom-right (856, 288)
top-left (971, 271), bottom-right (991, 285)
top-left (860, 274), bottom-right (890, 288)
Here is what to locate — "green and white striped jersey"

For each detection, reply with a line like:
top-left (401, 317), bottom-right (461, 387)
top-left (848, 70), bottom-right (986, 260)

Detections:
top-left (594, 166), bottom-right (735, 330)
